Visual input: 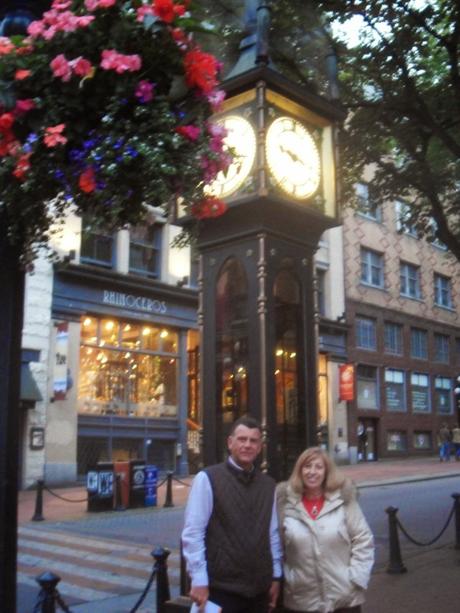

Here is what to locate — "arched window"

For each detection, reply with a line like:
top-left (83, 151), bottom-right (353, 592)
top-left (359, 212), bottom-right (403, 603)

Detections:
top-left (274, 268), bottom-right (305, 476)
top-left (216, 258), bottom-right (249, 456)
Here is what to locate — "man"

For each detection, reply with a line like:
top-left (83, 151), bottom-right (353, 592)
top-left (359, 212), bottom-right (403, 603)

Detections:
top-left (182, 416), bottom-right (282, 612)
top-left (452, 424), bottom-right (460, 461)
top-left (438, 422), bottom-right (451, 462)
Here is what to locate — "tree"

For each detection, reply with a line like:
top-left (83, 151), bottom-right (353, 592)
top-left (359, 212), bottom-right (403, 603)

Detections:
top-left (317, 0), bottom-right (460, 260)
top-left (201, 0), bottom-right (460, 260)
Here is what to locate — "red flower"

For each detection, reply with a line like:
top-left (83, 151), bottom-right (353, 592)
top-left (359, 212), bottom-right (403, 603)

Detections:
top-left (153, 0), bottom-right (175, 23)
top-left (184, 49), bottom-right (219, 94)
top-left (176, 125), bottom-right (201, 141)
top-left (13, 153), bottom-right (31, 180)
top-left (15, 99), bottom-right (36, 115)
top-left (0, 112), bottom-right (15, 132)
top-left (79, 167), bottom-right (96, 193)
top-left (192, 197), bottom-right (227, 220)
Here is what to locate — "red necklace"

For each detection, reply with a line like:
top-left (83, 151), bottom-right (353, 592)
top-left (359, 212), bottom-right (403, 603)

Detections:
top-left (302, 494), bottom-right (325, 519)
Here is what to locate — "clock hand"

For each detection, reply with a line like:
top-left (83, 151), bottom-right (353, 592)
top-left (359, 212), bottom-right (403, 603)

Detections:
top-left (280, 144), bottom-right (303, 165)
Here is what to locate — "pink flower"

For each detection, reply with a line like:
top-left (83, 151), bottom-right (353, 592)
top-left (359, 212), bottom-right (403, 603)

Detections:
top-left (14, 99), bottom-right (36, 115)
top-left (207, 89), bottom-right (226, 111)
top-left (44, 124), bottom-right (67, 147)
top-left (135, 80), bottom-right (155, 103)
top-left (50, 54), bottom-right (72, 81)
top-left (15, 69), bottom-right (31, 80)
top-left (27, 21), bottom-right (46, 38)
top-left (0, 37), bottom-right (15, 55)
top-left (71, 57), bottom-right (93, 77)
top-left (176, 125), bottom-right (201, 141)
top-left (51, 0), bottom-right (72, 10)
top-left (136, 6), bottom-right (155, 22)
top-left (100, 50), bottom-right (141, 73)
top-left (85, 0), bottom-right (116, 10)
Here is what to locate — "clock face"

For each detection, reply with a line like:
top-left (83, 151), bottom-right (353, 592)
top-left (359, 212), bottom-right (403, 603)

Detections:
top-left (206, 115), bottom-right (256, 198)
top-left (266, 116), bottom-right (321, 199)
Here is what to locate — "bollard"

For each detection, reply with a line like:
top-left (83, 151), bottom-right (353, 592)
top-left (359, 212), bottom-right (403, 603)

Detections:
top-left (115, 473), bottom-right (126, 512)
top-left (34, 571), bottom-right (61, 613)
top-left (163, 471), bottom-right (174, 508)
top-left (32, 479), bottom-right (45, 522)
top-left (385, 506), bottom-right (407, 574)
top-left (153, 546), bottom-right (171, 611)
top-left (452, 493), bottom-right (460, 550)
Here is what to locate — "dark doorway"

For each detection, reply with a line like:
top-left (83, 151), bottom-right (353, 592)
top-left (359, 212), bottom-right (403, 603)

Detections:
top-left (357, 418), bottom-right (378, 461)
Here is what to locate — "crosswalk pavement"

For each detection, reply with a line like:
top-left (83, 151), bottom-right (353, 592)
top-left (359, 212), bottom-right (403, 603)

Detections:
top-left (17, 525), bottom-right (180, 606)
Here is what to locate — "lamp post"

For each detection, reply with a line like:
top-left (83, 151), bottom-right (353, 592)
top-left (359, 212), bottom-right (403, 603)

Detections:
top-left (0, 4), bottom-right (50, 610)
top-left (454, 376), bottom-right (460, 425)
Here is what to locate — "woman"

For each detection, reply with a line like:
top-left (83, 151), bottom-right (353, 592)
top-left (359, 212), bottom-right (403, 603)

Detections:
top-left (276, 447), bottom-right (374, 613)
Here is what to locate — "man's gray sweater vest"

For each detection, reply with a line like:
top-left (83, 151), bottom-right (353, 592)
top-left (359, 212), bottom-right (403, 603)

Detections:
top-left (204, 461), bottom-right (275, 597)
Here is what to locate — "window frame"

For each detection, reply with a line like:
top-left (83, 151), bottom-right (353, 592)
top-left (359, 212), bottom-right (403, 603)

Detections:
top-left (434, 333), bottom-right (450, 364)
top-left (384, 322), bottom-right (403, 355)
top-left (129, 223), bottom-right (162, 278)
top-left (360, 248), bottom-right (384, 289)
top-left (356, 182), bottom-right (382, 222)
top-left (434, 273), bottom-right (453, 309)
top-left (410, 328), bottom-right (428, 360)
top-left (400, 261), bottom-right (422, 300)
top-left (355, 316), bottom-right (377, 351)
top-left (434, 376), bottom-right (453, 415)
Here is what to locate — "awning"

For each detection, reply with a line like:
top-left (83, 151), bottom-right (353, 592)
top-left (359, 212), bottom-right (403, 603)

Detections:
top-left (20, 363), bottom-right (43, 404)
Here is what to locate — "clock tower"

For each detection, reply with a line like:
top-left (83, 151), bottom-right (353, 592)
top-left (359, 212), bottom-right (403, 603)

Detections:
top-left (196, 0), bottom-right (345, 479)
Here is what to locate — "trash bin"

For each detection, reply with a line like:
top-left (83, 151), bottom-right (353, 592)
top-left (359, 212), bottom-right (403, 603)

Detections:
top-left (144, 465), bottom-right (158, 507)
top-left (129, 460), bottom-right (146, 508)
top-left (114, 461), bottom-right (130, 509)
top-left (87, 462), bottom-right (114, 512)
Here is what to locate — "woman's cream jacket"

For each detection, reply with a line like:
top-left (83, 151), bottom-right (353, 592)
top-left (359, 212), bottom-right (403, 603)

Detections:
top-left (276, 480), bottom-right (374, 613)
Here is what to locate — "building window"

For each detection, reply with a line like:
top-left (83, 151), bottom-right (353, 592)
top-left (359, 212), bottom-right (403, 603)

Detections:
top-left (360, 248), bottom-right (384, 288)
top-left (356, 182), bottom-right (382, 221)
top-left (410, 328), bottom-right (428, 360)
top-left (384, 322), bottom-right (403, 355)
top-left (434, 274), bottom-right (452, 309)
top-left (357, 365), bottom-right (379, 410)
top-left (411, 373), bottom-right (430, 413)
top-left (386, 430), bottom-right (407, 452)
top-left (434, 376), bottom-right (452, 414)
top-left (356, 317), bottom-right (377, 351)
top-left (395, 200), bottom-right (417, 236)
top-left (316, 269), bottom-right (326, 316)
top-left (385, 369), bottom-right (406, 411)
top-left (78, 316), bottom-right (179, 418)
top-left (129, 224), bottom-right (162, 278)
top-left (400, 261), bottom-right (422, 299)
top-left (80, 219), bottom-right (114, 267)
top-left (434, 333), bottom-right (450, 364)
top-left (413, 431), bottom-right (432, 450)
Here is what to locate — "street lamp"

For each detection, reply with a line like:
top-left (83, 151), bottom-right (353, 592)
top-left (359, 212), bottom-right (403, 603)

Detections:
top-left (454, 376), bottom-right (460, 424)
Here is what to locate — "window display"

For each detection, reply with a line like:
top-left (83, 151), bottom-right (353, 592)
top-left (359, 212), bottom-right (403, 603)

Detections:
top-left (78, 316), bottom-right (178, 418)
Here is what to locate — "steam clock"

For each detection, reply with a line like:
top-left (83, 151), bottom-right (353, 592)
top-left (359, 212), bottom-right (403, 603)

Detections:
top-left (197, 1), bottom-right (345, 480)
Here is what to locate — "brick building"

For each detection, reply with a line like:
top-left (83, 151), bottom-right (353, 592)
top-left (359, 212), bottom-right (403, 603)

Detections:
top-left (343, 187), bottom-right (460, 461)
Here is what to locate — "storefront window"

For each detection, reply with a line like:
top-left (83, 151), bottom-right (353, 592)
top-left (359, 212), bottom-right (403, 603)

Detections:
top-left (434, 376), bottom-right (453, 414)
top-left (386, 430), bottom-right (407, 451)
top-left (385, 368), bottom-right (406, 411)
top-left (78, 316), bottom-right (179, 418)
top-left (413, 431), bottom-right (432, 450)
top-left (411, 373), bottom-right (430, 413)
top-left (357, 365), bottom-right (379, 409)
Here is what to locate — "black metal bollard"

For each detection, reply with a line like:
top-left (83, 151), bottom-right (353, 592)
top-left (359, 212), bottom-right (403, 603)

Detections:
top-left (34, 571), bottom-right (61, 613)
top-left (163, 471), bottom-right (174, 508)
top-left (452, 493), bottom-right (460, 549)
top-left (115, 473), bottom-right (126, 512)
top-left (153, 546), bottom-right (171, 611)
top-left (32, 479), bottom-right (45, 522)
top-left (385, 506), bottom-right (407, 574)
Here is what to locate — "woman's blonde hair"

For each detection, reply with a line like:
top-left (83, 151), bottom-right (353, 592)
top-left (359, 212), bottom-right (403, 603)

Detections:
top-left (288, 446), bottom-right (345, 495)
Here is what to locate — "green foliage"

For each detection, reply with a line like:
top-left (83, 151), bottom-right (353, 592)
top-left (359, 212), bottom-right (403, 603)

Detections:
top-left (0, 0), bottom-right (228, 263)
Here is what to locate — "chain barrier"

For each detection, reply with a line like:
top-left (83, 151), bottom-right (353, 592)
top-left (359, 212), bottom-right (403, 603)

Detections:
top-left (171, 475), bottom-right (191, 487)
top-left (43, 484), bottom-right (88, 504)
top-left (129, 564), bottom-right (157, 613)
top-left (396, 502), bottom-right (455, 547)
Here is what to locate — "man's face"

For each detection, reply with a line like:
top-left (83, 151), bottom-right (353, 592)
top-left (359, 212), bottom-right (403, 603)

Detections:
top-left (227, 424), bottom-right (262, 470)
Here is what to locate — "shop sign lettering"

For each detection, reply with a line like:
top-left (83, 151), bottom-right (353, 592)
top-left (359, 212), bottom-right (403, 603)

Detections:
top-left (102, 290), bottom-right (167, 314)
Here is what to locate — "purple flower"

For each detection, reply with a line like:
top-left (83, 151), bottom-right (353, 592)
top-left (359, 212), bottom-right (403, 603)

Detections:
top-left (135, 80), bottom-right (155, 103)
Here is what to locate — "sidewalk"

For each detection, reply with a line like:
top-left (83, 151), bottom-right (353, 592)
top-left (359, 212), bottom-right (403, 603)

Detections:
top-left (17, 456), bottom-right (460, 613)
top-left (18, 455), bottom-right (460, 524)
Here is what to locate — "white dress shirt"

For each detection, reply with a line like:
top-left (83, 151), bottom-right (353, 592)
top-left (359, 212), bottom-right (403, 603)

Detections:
top-left (182, 458), bottom-right (283, 587)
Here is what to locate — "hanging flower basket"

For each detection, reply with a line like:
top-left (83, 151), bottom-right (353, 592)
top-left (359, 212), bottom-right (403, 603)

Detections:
top-left (0, 0), bottom-right (230, 262)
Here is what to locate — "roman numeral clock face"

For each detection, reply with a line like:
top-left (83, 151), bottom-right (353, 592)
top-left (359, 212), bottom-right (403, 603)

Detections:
top-left (266, 117), bottom-right (321, 199)
top-left (206, 115), bottom-right (256, 198)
